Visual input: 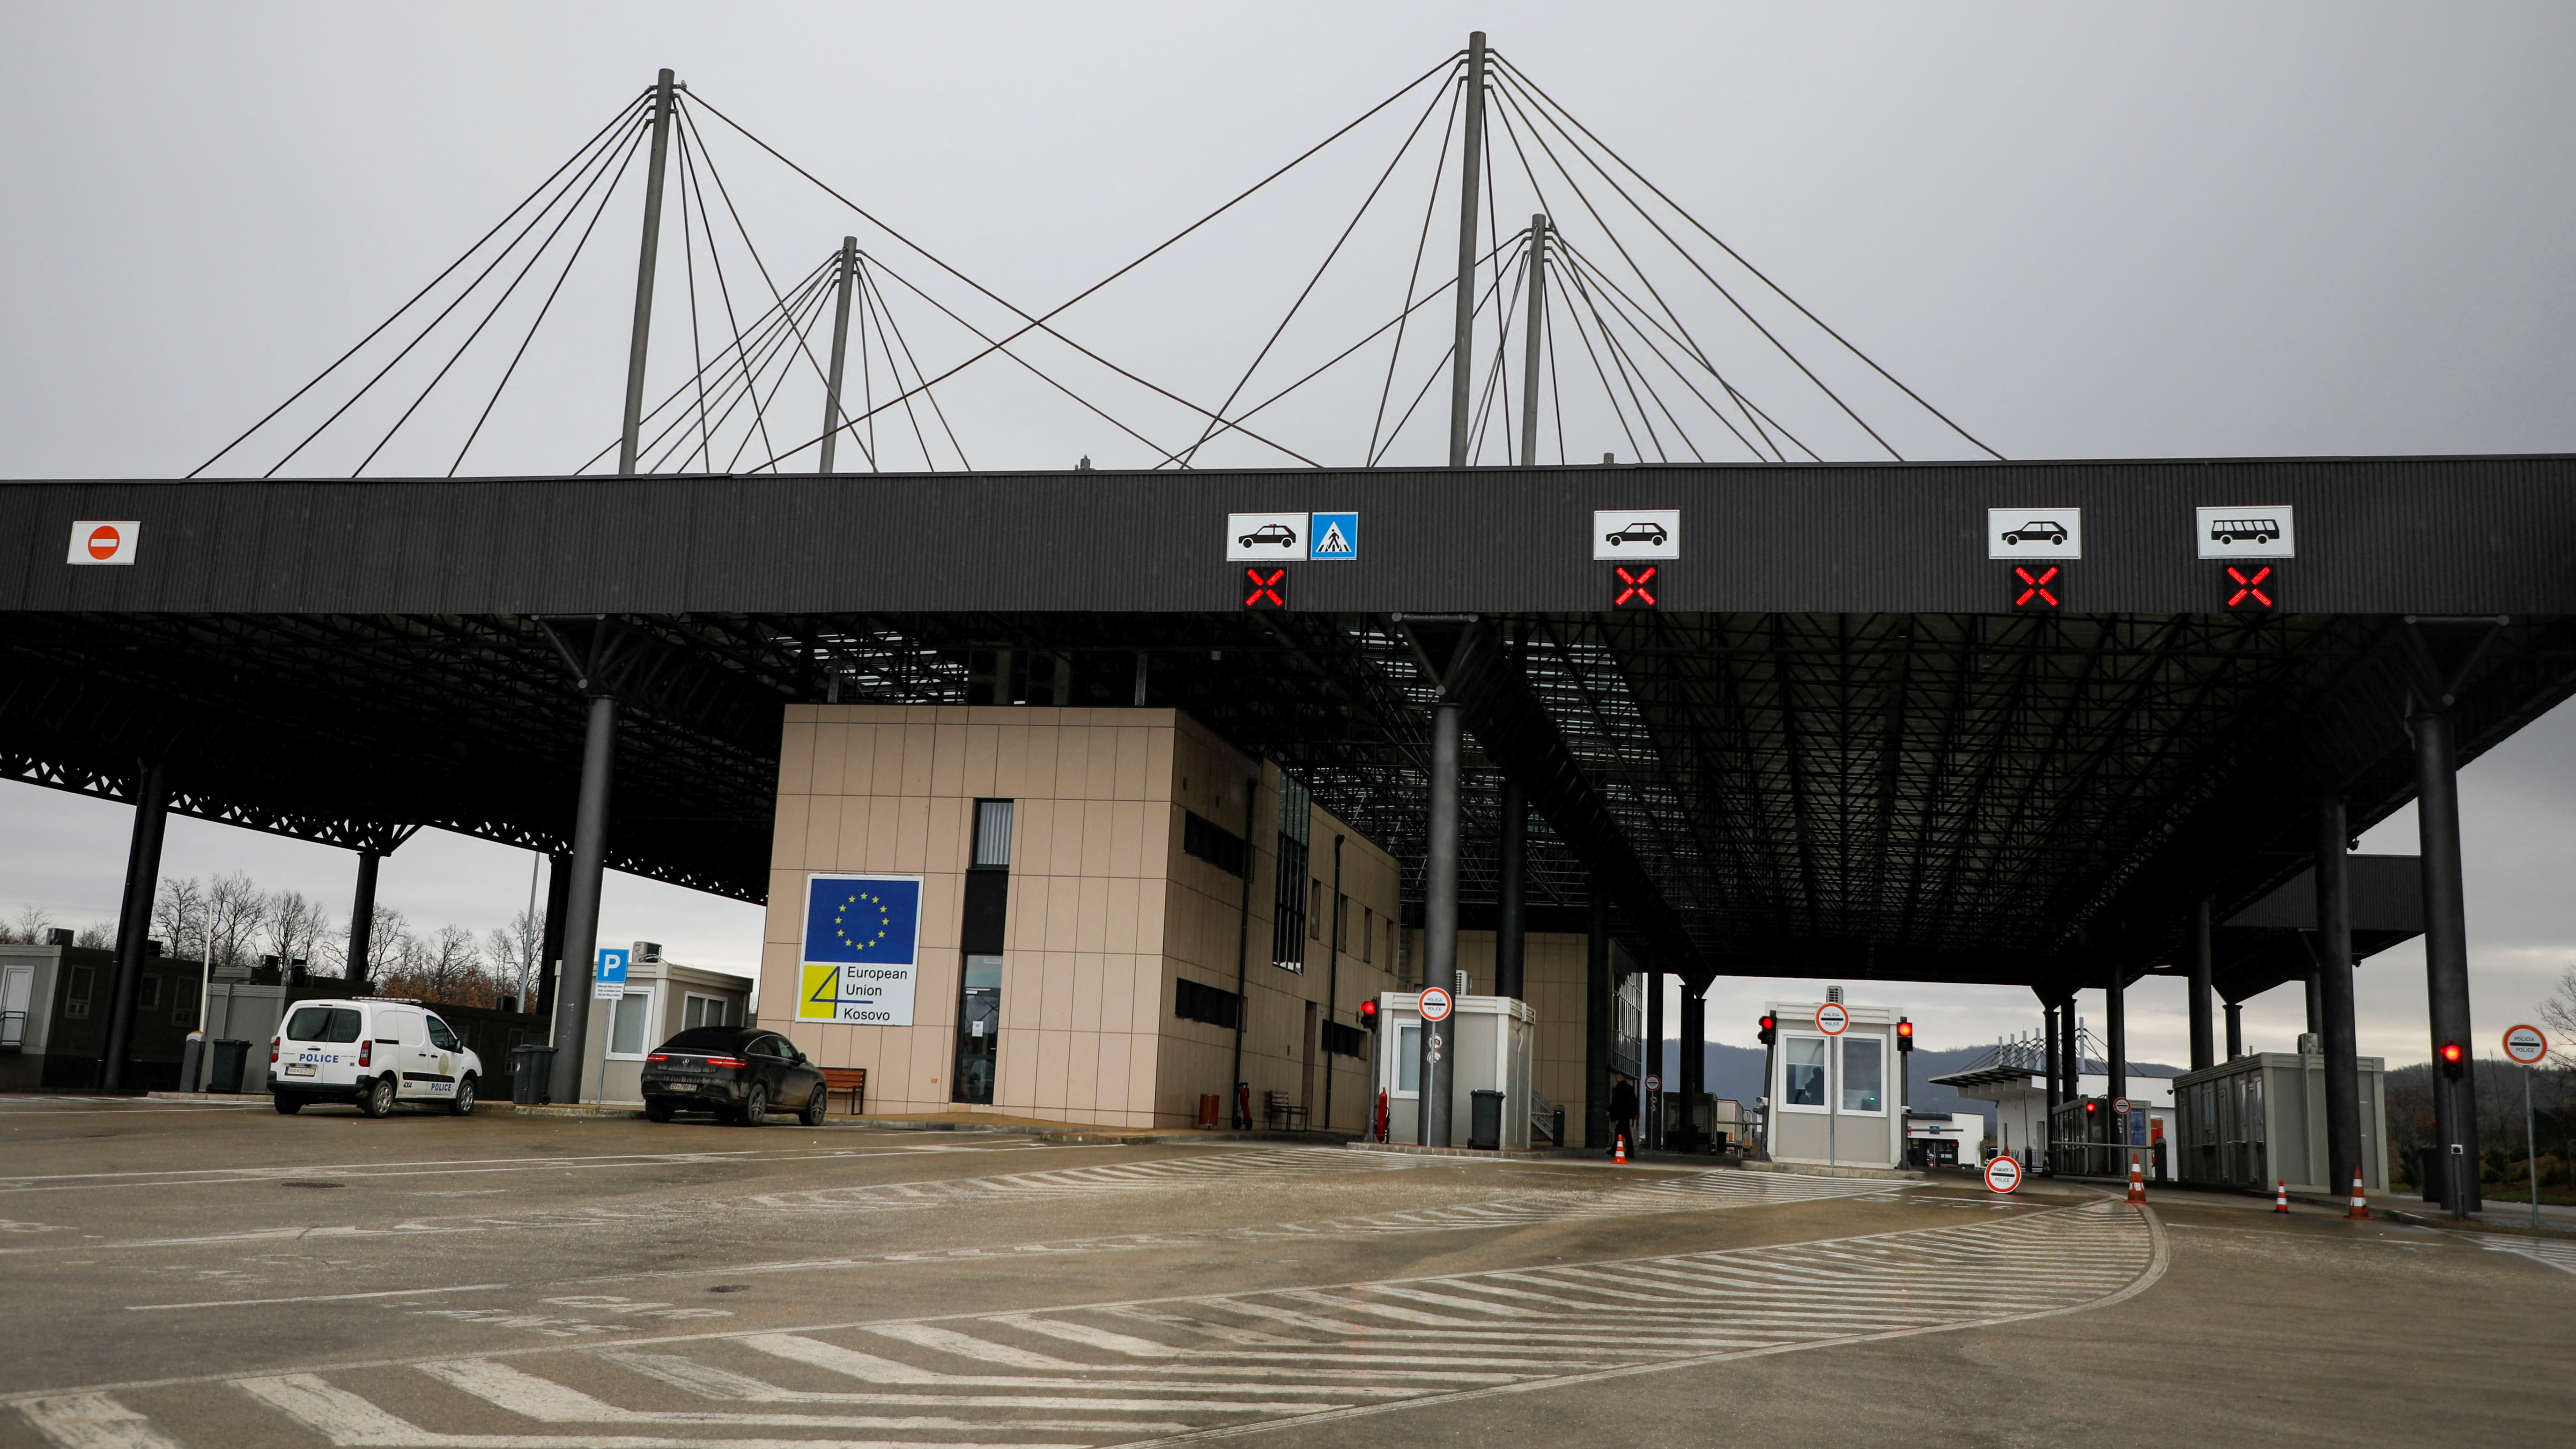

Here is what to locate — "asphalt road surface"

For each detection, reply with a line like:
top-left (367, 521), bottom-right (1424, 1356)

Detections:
top-left (1, 1096), bottom-right (2568, 1447)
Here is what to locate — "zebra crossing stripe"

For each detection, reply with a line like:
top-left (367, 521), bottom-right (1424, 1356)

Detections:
top-left (2471, 1233), bottom-right (2576, 1276)
top-left (15, 1201), bottom-right (2163, 1448)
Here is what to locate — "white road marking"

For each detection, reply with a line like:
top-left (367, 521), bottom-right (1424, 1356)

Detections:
top-left (0, 1140), bottom-right (1075, 1193)
top-left (2470, 1232), bottom-right (2576, 1276)
top-left (11, 1203), bottom-right (2160, 1448)
top-left (129, 1282), bottom-right (510, 1311)
top-left (18, 1393), bottom-right (187, 1449)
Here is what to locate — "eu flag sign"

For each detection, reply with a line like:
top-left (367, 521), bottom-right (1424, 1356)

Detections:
top-left (799, 874), bottom-right (924, 1025)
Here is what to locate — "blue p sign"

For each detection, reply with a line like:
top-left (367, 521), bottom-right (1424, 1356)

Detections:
top-left (595, 948), bottom-right (630, 985)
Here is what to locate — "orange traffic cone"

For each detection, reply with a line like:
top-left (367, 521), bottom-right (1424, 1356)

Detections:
top-left (2125, 1155), bottom-right (2146, 1204)
top-left (2347, 1170), bottom-right (2370, 1220)
top-left (2273, 1180), bottom-right (2290, 1213)
top-left (1614, 1134), bottom-right (1628, 1165)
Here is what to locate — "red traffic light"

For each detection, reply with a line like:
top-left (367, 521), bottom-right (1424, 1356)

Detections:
top-left (1896, 1019), bottom-right (1914, 1038)
top-left (2439, 1042), bottom-right (2462, 1063)
top-left (1758, 1014), bottom-right (1775, 1031)
top-left (2085, 1100), bottom-right (2098, 1114)
top-left (1358, 999), bottom-right (1379, 1026)
top-left (1896, 1017), bottom-right (1914, 1051)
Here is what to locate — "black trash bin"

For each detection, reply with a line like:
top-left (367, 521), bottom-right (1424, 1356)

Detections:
top-left (207, 1039), bottom-right (251, 1094)
top-left (513, 1045), bottom-right (556, 1105)
top-left (1468, 1089), bottom-right (1504, 1151)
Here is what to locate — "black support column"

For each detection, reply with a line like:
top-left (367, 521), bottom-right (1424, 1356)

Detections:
top-left (1584, 889), bottom-right (1610, 1150)
top-left (2106, 968), bottom-right (2126, 1118)
top-left (2188, 897), bottom-right (2215, 1073)
top-left (1643, 965), bottom-right (1664, 1148)
top-left (2043, 998), bottom-right (2062, 1169)
top-left (547, 691), bottom-right (622, 1105)
top-left (2315, 797), bottom-right (2362, 1203)
top-left (1494, 780), bottom-right (1526, 1000)
top-left (1417, 696), bottom-right (1460, 1148)
top-left (345, 848), bottom-right (382, 987)
top-left (97, 762), bottom-right (169, 1089)
top-left (2224, 999), bottom-right (2244, 1060)
top-left (2411, 701), bottom-right (2483, 1213)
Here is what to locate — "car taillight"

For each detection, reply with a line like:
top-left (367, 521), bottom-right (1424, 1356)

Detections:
top-left (359, 1040), bottom-right (372, 1068)
top-left (704, 1056), bottom-right (748, 1069)
top-left (647, 1054), bottom-right (668, 1063)
top-left (270, 1037), bottom-right (280, 1064)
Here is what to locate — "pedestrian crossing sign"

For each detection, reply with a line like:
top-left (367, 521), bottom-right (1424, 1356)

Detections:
top-left (1309, 511), bottom-right (1358, 561)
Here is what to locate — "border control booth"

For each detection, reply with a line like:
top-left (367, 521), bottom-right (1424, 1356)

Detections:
top-left (1764, 999), bottom-right (1907, 1170)
top-left (1374, 990), bottom-right (1535, 1150)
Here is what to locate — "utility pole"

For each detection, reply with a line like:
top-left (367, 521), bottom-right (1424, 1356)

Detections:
top-left (819, 236), bottom-right (858, 474)
top-left (1446, 32), bottom-right (1488, 468)
top-left (616, 68), bottom-right (678, 477)
top-left (1518, 214), bottom-right (1547, 466)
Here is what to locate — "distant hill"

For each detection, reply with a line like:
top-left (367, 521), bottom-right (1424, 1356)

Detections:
top-left (1650, 1040), bottom-right (2185, 1137)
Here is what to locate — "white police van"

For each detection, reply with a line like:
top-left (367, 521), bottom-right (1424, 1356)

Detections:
top-left (268, 997), bottom-right (482, 1117)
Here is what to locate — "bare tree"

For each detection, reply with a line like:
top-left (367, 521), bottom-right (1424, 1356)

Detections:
top-left (264, 890), bottom-right (330, 971)
top-left (152, 877), bottom-right (207, 960)
top-left (74, 921), bottom-right (113, 949)
top-left (204, 872), bottom-right (267, 970)
top-left (4, 904), bottom-right (58, 944)
top-left (2539, 965), bottom-right (2576, 1073)
top-left (485, 904), bottom-right (544, 1010)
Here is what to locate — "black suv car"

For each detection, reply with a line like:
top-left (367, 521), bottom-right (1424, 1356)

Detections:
top-left (640, 1026), bottom-right (826, 1126)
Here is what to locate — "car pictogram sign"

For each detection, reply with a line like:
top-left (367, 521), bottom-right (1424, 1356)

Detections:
top-left (1816, 1003), bottom-right (1849, 1035)
top-left (1419, 986), bottom-right (1453, 1022)
top-left (1984, 1154), bottom-right (2023, 1194)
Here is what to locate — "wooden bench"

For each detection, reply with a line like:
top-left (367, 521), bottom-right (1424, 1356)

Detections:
top-left (821, 1067), bottom-right (867, 1115)
top-left (1263, 1089), bottom-right (1307, 1133)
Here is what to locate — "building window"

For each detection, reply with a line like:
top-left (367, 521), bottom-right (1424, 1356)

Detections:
top-left (172, 976), bottom-right (199, 1026)
top-left (1840, 1036), bottom-right (1885, 1114)
top-left (1182, 811), bottom-right (1246, 877)
top-left (1782, 1035), bottom-right (1828, 1110)
top-left (682, 993), bottom-right (730, 1031)
top-left (1335, 894), bottom-right (1350, 954)
top-left (607, 990), bottom-right (652, 1059)
top-left (1396, 1025), bottom-right (1421, 1092)
top-left (954, 955), bottom-right (1003, 1104)
top-left (1175, 977), bottom-right (1241, 1029)
top-left (1270, 775), bottom-right (1310, 972)
top-left (64, 965), bottom-right (93, 1019)
top-left (138, 974), bottom-right (161, 1010)
top-left (1323, 1020), bottom-right (1366, 1057)
top-left (1385, 920), bottom-right (1397, 973)
top-left (1361, 907), bottom-right (1374, 963)
top-left (1307, 881), bottom-right (1323, 940)
top-left (971, 800), bottom-right (1015, 869)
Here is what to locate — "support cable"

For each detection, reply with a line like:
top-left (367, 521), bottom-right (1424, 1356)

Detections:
top-left (1370, 239), bottom-right (1521, 466)
top-left (359, 106), bottom-right (649, 476)
top-left (1180, 70), bottom-right (1458, 468)
top-left (264, 111), bottom-right (650, 476)
top-left (863, 260), bottom-right (971, 471)
top-left (1488, 82), bottom-right (1783, 461)
top-left (854, 263), bottom-right (940, 470)
top-left (1494, 52), bottom-right (2003, 459)
top-left (1467, 240), bottom-right (1532, 465)
top-left (1368, 76), bottom-right (1466, 467)
top-left (688, 67), bottom-right (1466, 469)
top-left (630, 262), bottom-right (834, 473)
top-left (674, 103), bottom-right (846, 431)
top-left (1551, 253), bottom-right (1646, 464)
top-left (675, 120), bottom-right (716, 471)
top-left (451, 112), bottom-right (663, 477)
top-left (1560, 236), bottom-right (1821, 461)
top-left (188, 91), bottom-right (651, 477)
top-left (574, 259), bottom-right (830, 474)
top-left (721, 278), bottom-right (838, 474)
top-left (1556, 242), bottom-right (1772, 462)
top-left (674, 122), bottom-right (782, 470)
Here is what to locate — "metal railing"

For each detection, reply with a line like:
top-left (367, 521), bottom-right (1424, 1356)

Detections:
top-left (1531, 1087), bottom-right (1562, 1144)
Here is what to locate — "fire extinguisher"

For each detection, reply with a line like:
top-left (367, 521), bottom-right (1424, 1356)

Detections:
top-left (1375, 1088), bottom-right (1389, 1143)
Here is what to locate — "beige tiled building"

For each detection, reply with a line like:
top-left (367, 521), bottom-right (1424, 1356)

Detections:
top-left (762, 705), bottom-right (1406, 1130)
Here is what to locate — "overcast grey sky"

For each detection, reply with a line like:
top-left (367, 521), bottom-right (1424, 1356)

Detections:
top-left (3, 3), bottom-right (2571, 1066)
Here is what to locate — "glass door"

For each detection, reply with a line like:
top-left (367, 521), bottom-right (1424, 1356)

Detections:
top-left (952, 955), bottom-right (1002, 1103)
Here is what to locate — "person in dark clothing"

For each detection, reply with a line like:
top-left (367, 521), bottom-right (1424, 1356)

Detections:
top-left (1608, 1073), bottom-right (1640, 1156)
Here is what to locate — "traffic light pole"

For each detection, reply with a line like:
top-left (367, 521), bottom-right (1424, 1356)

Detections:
top-left (2412, 701), bottom-right (2482, 1215)
top-left (2315, 797), bottom-right (2364, 1207)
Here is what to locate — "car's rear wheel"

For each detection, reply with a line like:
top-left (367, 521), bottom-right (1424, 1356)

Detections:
top-left (799, 1086), bottom-right (828, 1127)
top-left (644, 1098), bottom-right (674, 1122)
top-left (738, 1084), bottom-right (768, 1127)
top-left (272, 1094), bottom-right (303, 1115)
top-left (359, 1075), bottom-right (397, 1118)
top-left (446, 1074), bottom-right (476, 1116)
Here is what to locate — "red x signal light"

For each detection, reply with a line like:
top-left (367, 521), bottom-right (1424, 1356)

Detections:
top-left (2222, 564), bottom-right (2278, 612)
top-left (2011, 564), bottom-right (2063, 611)
top-left (1240, 566), bottom-right (1288, 610)
top-left (1611, 564), bottom-right (1659, 610)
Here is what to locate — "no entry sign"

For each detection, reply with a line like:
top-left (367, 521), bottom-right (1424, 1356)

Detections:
top-left (1816, 1003), bottom-right (1849, 1035)
top-left (67, 520), bottom-right (139, 565)
top-left (1984, 1155), bottom-right (2023, 1194)
top-left (2502, 1025), bottom-right (2548, 1066)
top-left (1418, 985), bottom-right (1453, 1023)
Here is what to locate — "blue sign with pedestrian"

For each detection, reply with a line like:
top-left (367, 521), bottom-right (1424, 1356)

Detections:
top-left (1309, 511), bottom-right (1358, 561)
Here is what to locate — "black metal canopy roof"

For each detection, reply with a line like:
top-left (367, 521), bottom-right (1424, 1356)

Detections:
top-left (5, 457), bottom-right (2573, 999)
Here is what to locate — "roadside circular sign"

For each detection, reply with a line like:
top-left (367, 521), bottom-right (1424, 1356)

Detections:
top-left (1816, 1003), bottom-right (1849, 1035)
top-left (2112, 1096), bottom-right (2130, 1115)
top-left (2503, 1024), bottom-right (2548, 1065)
top-left (86, 524), bottom-right (122, 561)
top-left (1419, 986), bottom-right (1453, 1023)
top-left (1646, 1075), bottom-right (1661, 1092)
top-left (1984, 1155), bottom-right (2022, 1194)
